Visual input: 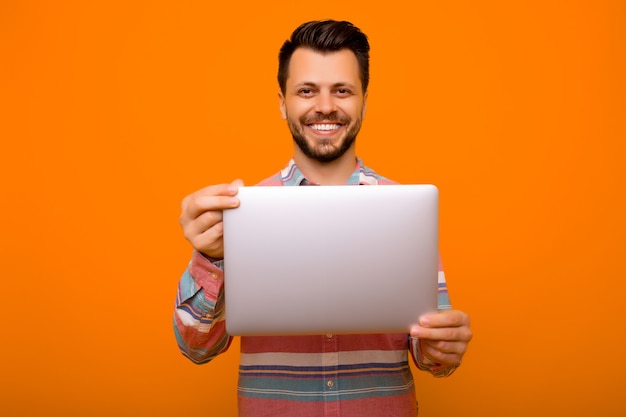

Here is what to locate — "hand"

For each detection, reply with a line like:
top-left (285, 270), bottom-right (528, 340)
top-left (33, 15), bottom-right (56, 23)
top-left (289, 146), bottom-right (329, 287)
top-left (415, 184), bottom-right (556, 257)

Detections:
top-left (410, 309), bottom-right (472, 367)
top-left (179, 179), bottom-right (244, 259)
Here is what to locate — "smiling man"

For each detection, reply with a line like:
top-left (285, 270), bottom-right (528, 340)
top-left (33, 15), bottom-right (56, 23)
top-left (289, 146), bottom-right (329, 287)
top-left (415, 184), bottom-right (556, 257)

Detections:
top-left (174, 20), bottom-right (472, 417)
top-left (280, 47), bottom-right (364, 169)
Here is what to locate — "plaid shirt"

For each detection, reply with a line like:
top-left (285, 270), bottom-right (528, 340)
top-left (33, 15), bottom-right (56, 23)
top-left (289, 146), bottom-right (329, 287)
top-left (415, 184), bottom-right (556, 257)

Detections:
top-left (174, 158), bottom-right (456, 417)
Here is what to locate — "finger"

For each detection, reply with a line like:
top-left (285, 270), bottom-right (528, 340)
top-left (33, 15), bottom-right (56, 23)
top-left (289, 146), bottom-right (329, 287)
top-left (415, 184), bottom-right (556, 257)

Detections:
top-left (418, 309), bottom-right (470, 328)
top-left (231, 178), bottom-right (245, 189)
top-left (191, 223), bottom-right (226, 258)
top-left (192, 182), bottom-right (241, 199)
top-left (182, 193), bottom-right (240, 221)
top-left (420, 340), bottom-right (464, 366)
top-left (410, 324), bottom-right (472, 342)
top-left (420, 339), bottom-right (467, 356)
top-left (183, 210), bottom-right (224, 241)
top-left (180, 180), bottom-right (244, 219)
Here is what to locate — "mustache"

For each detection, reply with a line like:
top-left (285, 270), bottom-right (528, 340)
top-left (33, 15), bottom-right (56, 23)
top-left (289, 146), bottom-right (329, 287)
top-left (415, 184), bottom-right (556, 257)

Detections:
top-left (301, 113), bottom-right (349, 124)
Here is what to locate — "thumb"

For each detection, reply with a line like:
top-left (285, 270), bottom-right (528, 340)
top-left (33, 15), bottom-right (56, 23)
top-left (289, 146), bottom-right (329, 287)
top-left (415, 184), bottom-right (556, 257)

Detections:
top-left (231, 178), bottom-right (245, 189)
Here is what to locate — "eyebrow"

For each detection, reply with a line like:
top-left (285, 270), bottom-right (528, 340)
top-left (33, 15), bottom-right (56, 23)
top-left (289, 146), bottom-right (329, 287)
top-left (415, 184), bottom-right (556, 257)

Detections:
top-left (294, 81), bottom-right (357, 90)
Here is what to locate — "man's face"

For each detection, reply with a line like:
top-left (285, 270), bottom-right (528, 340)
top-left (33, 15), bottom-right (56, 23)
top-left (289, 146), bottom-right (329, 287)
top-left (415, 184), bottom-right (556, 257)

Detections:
top-left (279, 48), bottom-right (367, 163)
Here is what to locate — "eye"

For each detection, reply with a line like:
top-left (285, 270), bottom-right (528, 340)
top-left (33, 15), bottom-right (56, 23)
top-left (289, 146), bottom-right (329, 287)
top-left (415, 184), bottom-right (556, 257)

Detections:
top-left (335, 88), bottom-right (352, 96)
top-left (298, 88), bottom-right (315, 97)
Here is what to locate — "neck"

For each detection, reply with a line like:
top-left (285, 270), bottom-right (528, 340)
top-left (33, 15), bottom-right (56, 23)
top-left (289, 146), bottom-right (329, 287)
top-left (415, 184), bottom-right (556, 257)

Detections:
top-left (293, 146), bottom-right (357, 185)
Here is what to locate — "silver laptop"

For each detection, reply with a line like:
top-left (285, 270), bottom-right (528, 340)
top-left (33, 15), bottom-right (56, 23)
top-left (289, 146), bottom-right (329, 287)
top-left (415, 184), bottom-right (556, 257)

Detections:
top-left (222, 184), bottom-right (439, 336)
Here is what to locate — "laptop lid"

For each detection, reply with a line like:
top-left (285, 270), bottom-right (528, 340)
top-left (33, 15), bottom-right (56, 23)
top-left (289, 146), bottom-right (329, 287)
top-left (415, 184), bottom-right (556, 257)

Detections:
top-left (222, 184), bottom-right (439, 336)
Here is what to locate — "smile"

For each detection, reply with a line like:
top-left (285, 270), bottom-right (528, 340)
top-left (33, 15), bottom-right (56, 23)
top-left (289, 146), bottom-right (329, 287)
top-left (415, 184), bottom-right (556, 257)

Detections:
top-left (308, 123), bottom-right (342, 131)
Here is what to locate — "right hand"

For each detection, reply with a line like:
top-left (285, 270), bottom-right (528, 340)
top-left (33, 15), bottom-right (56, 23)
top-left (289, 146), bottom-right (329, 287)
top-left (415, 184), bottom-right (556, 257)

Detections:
top-left (179, 179), bottom-right (244, 259)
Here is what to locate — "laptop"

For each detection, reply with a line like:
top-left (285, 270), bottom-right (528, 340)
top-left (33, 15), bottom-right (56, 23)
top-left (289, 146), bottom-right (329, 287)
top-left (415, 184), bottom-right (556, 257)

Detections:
top-left (222, 184), bottom-right (439, 336)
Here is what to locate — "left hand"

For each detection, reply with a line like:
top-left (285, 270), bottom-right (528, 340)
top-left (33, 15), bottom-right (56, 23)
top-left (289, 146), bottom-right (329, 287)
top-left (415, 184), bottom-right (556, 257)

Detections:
top-left (410, 309), bottom-right (472, 367)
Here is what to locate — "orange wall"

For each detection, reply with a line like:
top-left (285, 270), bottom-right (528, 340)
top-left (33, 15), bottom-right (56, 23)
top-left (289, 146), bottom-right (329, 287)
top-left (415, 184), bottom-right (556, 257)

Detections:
top-left (1, 1), bottom-right (625, 416)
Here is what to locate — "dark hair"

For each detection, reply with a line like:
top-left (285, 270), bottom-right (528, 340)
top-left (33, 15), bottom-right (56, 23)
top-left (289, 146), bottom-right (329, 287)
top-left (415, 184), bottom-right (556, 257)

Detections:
top-left (278, 20), bottom-right (370, 94)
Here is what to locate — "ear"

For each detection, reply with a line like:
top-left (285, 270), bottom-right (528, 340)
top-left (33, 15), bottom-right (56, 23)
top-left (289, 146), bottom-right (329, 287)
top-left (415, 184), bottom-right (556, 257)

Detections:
top-left (278, 91), bottom-right (287, 120)
top-left (362, 90), bottom-right (368, 119)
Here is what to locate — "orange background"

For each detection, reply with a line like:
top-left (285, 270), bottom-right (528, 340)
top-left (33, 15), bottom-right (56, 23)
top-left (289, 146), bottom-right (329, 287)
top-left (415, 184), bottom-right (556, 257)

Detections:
top-left (1, 1), bottom-right (625, 416)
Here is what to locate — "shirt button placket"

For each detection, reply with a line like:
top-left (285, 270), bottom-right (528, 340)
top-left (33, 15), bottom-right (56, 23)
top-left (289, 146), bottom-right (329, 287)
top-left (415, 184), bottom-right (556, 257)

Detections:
top-left (322, 334), bottom-right (339, 416)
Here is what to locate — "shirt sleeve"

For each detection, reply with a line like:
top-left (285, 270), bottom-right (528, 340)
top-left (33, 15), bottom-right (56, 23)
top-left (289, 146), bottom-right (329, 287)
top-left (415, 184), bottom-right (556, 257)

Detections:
top-left (408, 257), bottom-right (459, 377)
top-left (173, 251), bottom-right (233, 364)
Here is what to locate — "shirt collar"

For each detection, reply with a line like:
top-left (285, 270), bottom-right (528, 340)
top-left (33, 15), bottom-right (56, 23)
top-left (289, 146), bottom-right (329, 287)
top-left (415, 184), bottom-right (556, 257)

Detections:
top-left (279, 157), bottom-right (379, 186)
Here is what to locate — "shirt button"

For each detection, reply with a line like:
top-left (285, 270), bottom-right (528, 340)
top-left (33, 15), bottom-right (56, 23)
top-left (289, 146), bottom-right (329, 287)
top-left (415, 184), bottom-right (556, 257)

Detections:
top-left (326, 334), bottom-right (333, 339)
top-left (210, 272), bottom-right (217, 279)
top-left (327, 380), bottom-right (334, 388)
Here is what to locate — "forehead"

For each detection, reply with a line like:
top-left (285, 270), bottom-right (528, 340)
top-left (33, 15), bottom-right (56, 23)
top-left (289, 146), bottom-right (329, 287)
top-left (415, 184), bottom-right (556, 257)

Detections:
top-left (287, 47), bottom-right (362, 89)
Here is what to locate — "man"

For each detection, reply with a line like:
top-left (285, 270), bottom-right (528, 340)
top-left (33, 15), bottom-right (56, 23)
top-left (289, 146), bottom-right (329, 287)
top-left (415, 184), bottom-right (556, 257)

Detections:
top-left (174, 20), bottom-right (472, 417)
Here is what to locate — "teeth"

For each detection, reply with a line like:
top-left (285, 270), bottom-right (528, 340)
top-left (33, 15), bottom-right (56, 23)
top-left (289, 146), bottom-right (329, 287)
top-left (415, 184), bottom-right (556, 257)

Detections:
top-left (310, 124), bottom-right (341, 131)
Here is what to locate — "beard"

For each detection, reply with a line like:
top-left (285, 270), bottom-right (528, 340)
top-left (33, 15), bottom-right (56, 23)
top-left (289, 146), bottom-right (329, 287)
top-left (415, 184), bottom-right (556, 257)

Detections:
top-left (288, 113), bottom-right (362, 163)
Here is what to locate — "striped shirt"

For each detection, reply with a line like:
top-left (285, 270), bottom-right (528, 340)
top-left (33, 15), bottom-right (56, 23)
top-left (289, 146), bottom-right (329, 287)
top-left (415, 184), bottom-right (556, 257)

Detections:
top-left (174, 158), bottom-right (456, 417)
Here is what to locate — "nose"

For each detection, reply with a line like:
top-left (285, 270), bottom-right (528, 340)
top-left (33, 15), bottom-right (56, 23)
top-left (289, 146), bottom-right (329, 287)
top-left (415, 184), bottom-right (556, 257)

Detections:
top-left (314, 91), bottom-right (337, 115)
